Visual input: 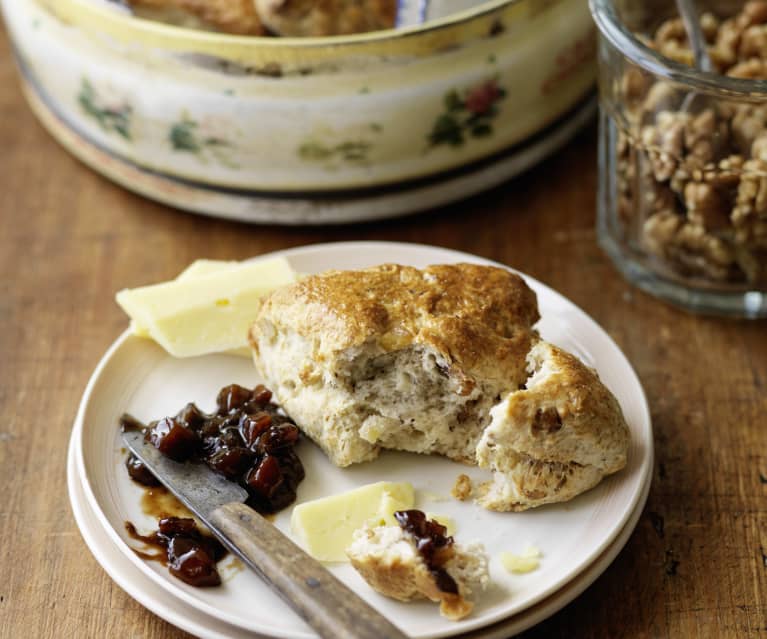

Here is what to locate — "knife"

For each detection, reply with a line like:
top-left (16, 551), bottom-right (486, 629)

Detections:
top-left (123, 430), bottom-right (409, 639)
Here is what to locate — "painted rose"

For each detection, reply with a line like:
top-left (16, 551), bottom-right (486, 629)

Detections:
top-left (465, 80), bottom-right (502, 115)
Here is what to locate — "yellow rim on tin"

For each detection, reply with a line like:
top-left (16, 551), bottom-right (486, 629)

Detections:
top-left (37, 0), bottom-right (539, 64)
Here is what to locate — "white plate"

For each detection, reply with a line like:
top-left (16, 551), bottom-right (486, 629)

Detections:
top-left (67, 424), bottom-right (651, 639)
top-left (72, 241), bottom-right (653, 638)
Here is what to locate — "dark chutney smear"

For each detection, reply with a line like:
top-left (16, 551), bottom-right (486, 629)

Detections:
top-left (122, 383), bottom-right (305, 515)
top-left (125, 517), bottom-right (226, 587)
top-left (393, 509), bottom-right (459, 595)
top-left (122, 383), bottom-right (306, 588)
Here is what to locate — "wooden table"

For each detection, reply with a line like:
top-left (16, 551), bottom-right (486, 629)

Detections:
top-left (1, 22), bottom-right (765, 639)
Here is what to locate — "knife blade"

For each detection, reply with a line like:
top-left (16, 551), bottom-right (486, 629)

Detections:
top-left (123, 430), bottom-right (408, 639)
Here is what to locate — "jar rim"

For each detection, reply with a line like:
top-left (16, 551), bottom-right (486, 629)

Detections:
top-left (589, 0), bottom-right (767, 97)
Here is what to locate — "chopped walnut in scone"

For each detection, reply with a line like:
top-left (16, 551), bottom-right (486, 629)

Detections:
top-left (347, 510), bottom-right (489, 621)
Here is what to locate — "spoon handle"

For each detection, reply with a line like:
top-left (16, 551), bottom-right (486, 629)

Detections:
top-left (675, 0), bottom-right (714, 72)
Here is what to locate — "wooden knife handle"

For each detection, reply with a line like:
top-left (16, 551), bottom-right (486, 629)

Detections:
top-left (210, 502), bottom-right (409, 639)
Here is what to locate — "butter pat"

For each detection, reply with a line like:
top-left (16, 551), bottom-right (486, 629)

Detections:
top-left (500, 546), bottom-right (542, 574)
top-left (116, 256), bottom-right (296, 357)
top-left (131, 259), bottom-right (239, 338)
top-left (290, 482), bottom-right (414, 562)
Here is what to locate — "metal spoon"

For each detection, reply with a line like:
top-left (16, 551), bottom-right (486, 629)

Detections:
top-left (675, 0), bottom-right (714, 112)
top-left (675, 0), bottom-right (714, 73)
top-left (396, 0), bottom-right (485, 28)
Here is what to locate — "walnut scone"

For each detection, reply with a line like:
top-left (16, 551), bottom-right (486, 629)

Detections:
top-left (254, 0), bottom-right (397, 36)
top-left (126, 0), bottom-right (266, 35)
top-left (250, 263), bottom-right (539, 468)
top-left (346, 510), bottom-right (488, 621)
top-left (249, 263), bottom-right (630, 511)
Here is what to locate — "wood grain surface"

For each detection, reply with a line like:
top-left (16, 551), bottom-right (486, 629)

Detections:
top-left (0, 19), bottom-right (765, 639)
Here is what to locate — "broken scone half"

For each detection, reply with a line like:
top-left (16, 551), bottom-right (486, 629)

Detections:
top-left (347, 510), bottom-right (488, 620)
top-left (249, 263), bottom-right (630, 511)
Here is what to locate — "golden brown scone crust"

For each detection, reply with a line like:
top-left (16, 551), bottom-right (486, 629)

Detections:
top-left (251, 262), bottom-right (631, 511)
top-left (255, 0), bottom-right (397, 36)
top-left (251, 263), bottom-right (540, 392)
top-left (127, 0), bottom-right (266, 35)
top-left (476, 341), bottom-right (631, 511)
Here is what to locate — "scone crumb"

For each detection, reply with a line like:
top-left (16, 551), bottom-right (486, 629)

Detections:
top-left (500, 546), bottom-right (542, 574)
top-left (451, 474), bottom-right (473, 501)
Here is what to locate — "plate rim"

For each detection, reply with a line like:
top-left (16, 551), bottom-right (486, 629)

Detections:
top-left (72, 240), bottom-right (654, 638)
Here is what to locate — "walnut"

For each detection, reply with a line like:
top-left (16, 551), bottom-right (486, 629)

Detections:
top-left (728, 57), bottom-right (767, 78)
top-left (658, 39), bottom-right (695, 66)
top-left (684, 182), bottom-right (730, 230)
top-left (731, 105), bottom-right (767, 154)
top-left (642, 82), bottom-right (680, 114)
top-left (734, 159), bottom-right (767, 219)
top-left (701, 155), bottom-right (744, 189)
top-left (642, 111), bottom-right (688, 181)
top-left (644, 211), bottom-right (737, 281)
top-left (700, 12), bottom-right (721, 42)
top-left (710, 17), bottom-right (742, 69)
top-left (684, 109), bottom-right (721, 164)
top-left (621, 67), bottom-right (649, 105)
top-left (643, 210), bottom-right (684, 257)
top-left (739, 24), bottom-right (767, 59)
top-left (752, 132), bottom-right (767, 160)
top-left (451, 474), bottom-right (472, 501)
top-left (742, 1), bottom-right (767, 26)
top-left (655, 17), bottom-right (687, 45)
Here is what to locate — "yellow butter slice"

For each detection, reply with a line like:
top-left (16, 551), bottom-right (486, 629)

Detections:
top-left (290, 482), bottom-right (414, 562)
top-left (116, 256), bottom-right (296, 357)
top-left (131, 259), bottom-right (241, 338)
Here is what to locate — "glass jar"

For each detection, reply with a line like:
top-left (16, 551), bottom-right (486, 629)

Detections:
top-left (590, 0), bottom-right (767, 317)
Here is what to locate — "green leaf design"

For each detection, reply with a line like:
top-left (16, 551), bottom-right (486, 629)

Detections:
top-left (169, 120), bottom-right (200, 152)
top-left (444, 90), bottom-right (464, 113)
top-left (471, 124), bottom-right (492, 137)
top-left (168, 117), bottom-right (235, 167)
top-left (298, 140), bottom-right (373, 165)
top-left (429, 113), bottom-right (464, 147)
top-left (78, 78), bottom-right (132, 141)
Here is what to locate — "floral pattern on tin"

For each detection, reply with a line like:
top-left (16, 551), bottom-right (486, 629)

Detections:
top-left (169, 115), bottom-right (238, 168)
top-left (298, 140), bottom-right (372, 164)
top-left (298, 124), bottom-right (382, 166)
top-left (428, 79), bottom-right (507, 148)
top-left (78, 78), bottom-right (132, 141)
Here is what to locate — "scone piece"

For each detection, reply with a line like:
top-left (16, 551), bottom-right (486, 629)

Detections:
top-left (249, 263), bottom-right (539, 467)
top-left (255, 0), bottom-right (397, 36)
top-left (476, 341), bottom-right (631, 511)
top-left (347, 511), bottom-right (489, 620)
top-left (126, 0), bottom-right (266, 35)
top-left (250, 262), bottom-right (630, 511)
